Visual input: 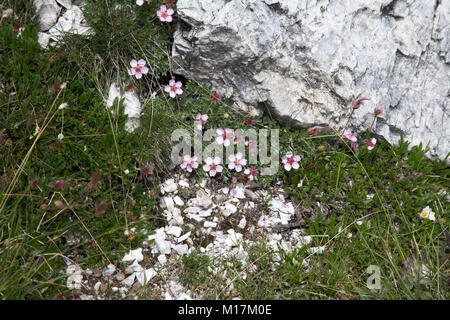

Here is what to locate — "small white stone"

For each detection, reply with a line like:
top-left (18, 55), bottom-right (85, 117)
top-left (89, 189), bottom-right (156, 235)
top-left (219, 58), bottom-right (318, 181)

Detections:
top-left (231, 185), bottom-right (246, 199)
top-left (38, 32), bottom-right (50, 48)
top-left (136, 268), bottom-right (156, 286)
top-left (173, 244), bottom-right (189, 256)
top-left (121, 274), bottom-right (136, 287)
top-left (177, 293), bottom-right (192, 300)
top-left (173, 196), bottom-right (184, 206)
top-left (204, 221), bottom-right (217, 228)
top-left (163, 196), bottom-right (175, 212)
top-left (161, 179), bottom-right (178, 193)
top-left (178, 180), bottom-right (189, 188)
top-left (222, 202), bottom-right (237, 217)
top-left (309, 246), bottom-right (326, 254)
top-left (165, 225), bottom-right (182, 238)
top-left (177, 232), bottom-right (191, 243)
top-left (225, 229), bottom-right (243, 247)
top-left (199, 209), bottom-right (212, 217)
top-left (237, 216), bottom-right (246, 229)
top-left (157, 254), bottom-right (167, 265)
top-left (155, 239), bottom-right (171, 255)
top-left (122, 248), bottom-right (144, 263)
top-left (94, 281), bottom-right (102, 293)
top-left (102, 263), bottom-right (116, 277)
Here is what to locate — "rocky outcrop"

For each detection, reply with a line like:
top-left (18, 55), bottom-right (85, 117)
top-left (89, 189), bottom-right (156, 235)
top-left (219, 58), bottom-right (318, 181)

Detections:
top-left (172, 0), bottom-right (449, 160)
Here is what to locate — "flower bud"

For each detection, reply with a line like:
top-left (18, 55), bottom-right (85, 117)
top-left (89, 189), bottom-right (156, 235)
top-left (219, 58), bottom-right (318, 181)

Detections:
top-left (352, 97), bottom-right (369, 109)
top-left (374, 104), bottom-right (382, 116)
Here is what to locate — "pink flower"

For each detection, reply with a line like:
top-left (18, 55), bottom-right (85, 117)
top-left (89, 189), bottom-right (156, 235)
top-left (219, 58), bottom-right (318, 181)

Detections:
top-left (245, 140), bottom-right (257, 150)
top-left (203, 157), bottom-right (223, 177)
top-left (195, 114), bottom-right (208, 130)
top-left (231, 176), bottom-right (238, 185)
top-left (366, 138), bottom-right (377, 150)
top-left (374, 104), bottom-right (382, 116)
top-left (351, 142), bottom-right (359, 152)
top-left (211, 92), bottom-right (220, 103)
top-left (352, 96), bottom-right (369, 109)
top-left (307, 126), bottom-right (327, 136)
top-left (136, 0), bottom-right (148, 6)
top-left (343, 129), bottom-right (357, 142)
top-left (164, 79), bottom-right (183, 98)
top-left (156, 5), bottom-right (174, 22)
top-left (282, 151), bottom-right (301, 171)
top-left (216, 128), bottom-right (233, 146)
top-left (228, 152), bottom-right (247, 172)
top-left (257, 215), bottom-right (267, 228)
top-left (128, 59), bottom-right (148, 79)
top-left (180, 155), bottom-right (199, 172)
top-left (244, 168), bottom-right (258, 180)
top-left (233, 131), bottom-right (243, 144)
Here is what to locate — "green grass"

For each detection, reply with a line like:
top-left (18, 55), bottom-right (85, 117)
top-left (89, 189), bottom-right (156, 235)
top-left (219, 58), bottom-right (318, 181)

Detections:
top-left (1, 0), bottom-right (448, 300)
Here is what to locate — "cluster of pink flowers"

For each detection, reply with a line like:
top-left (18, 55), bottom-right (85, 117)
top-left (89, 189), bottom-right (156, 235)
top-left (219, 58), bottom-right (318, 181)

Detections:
top-left (342, 97), bottom-right (383, 152)
top-left (342, 128), bottom-right (377, 152)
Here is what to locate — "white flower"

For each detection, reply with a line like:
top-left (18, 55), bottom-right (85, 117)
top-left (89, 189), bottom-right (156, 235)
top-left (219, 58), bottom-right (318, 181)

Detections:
top-left (124, 169), bottom-right (130, 175)
top-left (57, 133), bottom-right (64, 140)
top-left (418, 206), bottom-right (436, 221)
top-left (58, 103), bottom-right (68, 110)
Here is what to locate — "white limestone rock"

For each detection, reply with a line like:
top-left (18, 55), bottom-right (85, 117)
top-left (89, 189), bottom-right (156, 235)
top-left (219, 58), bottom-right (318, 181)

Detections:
top-left (173, 0), bottom-right (450, 161)
top-left (34, 0), bottom-right (61, 31)
top-left (105, 82), bottom-right (142, 133)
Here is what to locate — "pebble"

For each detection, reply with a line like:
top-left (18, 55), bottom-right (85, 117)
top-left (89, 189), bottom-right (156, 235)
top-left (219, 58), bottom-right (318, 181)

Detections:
top-left (161, 179), bottom-right (178, 194)
top-left (124, 266), bottom-right (134, 275)
top-left (100, 283), bottom-right (108, 292)
top-left (102, 263), bottom-right (116, 277)
top-left (115, 272), bottom-right (125, 282)
top-left (222, 202), bottom-right (237, 217)
top-left (132, 281), bottom-right (141, 291)
top-left (121, 274), bottom-right (136, 287)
